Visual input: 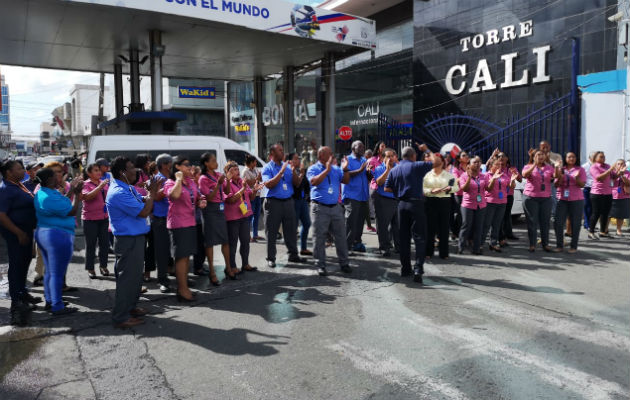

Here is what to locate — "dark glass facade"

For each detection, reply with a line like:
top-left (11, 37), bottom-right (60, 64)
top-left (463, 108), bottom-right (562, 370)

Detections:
top-left (0, 75), bottom-right (9, 132)
top-left (413, 0), bottom-right (618, 130)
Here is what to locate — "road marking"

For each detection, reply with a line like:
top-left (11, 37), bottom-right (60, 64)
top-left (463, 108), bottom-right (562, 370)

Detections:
top-left (402, 315), bottom-right (627, 400)
top-left (328, 341), bottom-right (471, 400)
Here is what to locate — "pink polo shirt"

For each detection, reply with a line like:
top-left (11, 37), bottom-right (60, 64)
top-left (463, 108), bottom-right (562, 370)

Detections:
top-left (555, 166), bottom-right (585, 201)
top-left (134, 171), bottom-right (149, 196)
top-left (164, 178), bottom-right (199, 229)
top-left (224, 179), bottom-right (253, 222)
top-left (81, 180), bottom-right (108, 220)
top-left (590, 163), bottom-right (614, 195)
top-left (453, 166), bottom-right (466, 196)
top-left (198, 172), bottom-right (226, 203)
top-left (613, 171), bottom-right (630, 200)
top-left (522, 164), bottom-right (554, 198)
top-left (368, 156), bottom-right (383, 190)
top-left (459, 172), bottom-right (489, 210)
top-left (485, 171), bottom-right (510, 204)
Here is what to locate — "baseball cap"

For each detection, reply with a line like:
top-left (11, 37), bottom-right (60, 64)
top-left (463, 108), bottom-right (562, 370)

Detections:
top-left (95, 158), bottom-right (110, 167)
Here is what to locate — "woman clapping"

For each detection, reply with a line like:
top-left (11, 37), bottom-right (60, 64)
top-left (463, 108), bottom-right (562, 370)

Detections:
top-left (522, 149), bottom-right (557, 252)
top-left (553, 152), bottom-right (586, 253)
top-left (458, 156), bottom-right (489, 255)
top-left (482, 155), bottom-right (517, 252)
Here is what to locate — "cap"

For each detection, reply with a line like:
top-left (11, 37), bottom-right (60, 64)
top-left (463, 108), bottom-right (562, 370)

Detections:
top-left (26, 162), bottom-right (44, 171)
top-left (95, 158), bottom-right (110, 167)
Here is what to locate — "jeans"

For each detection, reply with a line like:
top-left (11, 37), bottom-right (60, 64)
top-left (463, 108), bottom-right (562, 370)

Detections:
top-left (83, 218), bottom-right (109, 270)
top-left (583, 187), bottom-right (592, 229)
top-left (522, 195), bottom-right (552, 247)
top-left (294, 198), bottom-right (312, 251)
top-left (35, 228), bottom-right (74, 312)
top-left (555, 200), bottom-right (584, 249)
top-left (250, 196), bottom-right (262, 238)
top-left (2, 230), bottom-right (33, 303)
top-left (589, 194), bottom-right (613, 233)
top-left (482, 203), bottom-right (507, 247)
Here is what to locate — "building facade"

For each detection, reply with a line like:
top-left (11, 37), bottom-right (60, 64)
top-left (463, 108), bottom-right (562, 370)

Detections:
top-left (0, 74), bottom-right (10, 133)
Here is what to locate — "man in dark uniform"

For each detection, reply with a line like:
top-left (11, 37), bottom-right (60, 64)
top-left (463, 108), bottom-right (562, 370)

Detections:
top-left (385, 144), bottom-right (433, 284)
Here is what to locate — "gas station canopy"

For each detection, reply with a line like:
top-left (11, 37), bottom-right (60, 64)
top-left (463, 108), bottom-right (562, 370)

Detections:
top-left (0, 0), bottom-right (376, 80)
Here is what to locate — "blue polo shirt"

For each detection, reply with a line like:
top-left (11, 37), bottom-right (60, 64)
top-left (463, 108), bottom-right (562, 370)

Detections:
top-left (261, 161), bottom-right (294, 199)
top-left (385, 160), bottom-right (433, 201)
top-left (34, 187), bottom-right (75, 234)
top-left (152, 172), bottom-right (169, 218)
top-left (307, 162), bottom-right (343, 205)
top-left (106, 179), bottom-right (150, 236)
top-left (0, 179), bottom-right (37, 234)
top-left (374, 163), bottom-right (396, 199)
top-left (342, 154), bottom-right (369, 202)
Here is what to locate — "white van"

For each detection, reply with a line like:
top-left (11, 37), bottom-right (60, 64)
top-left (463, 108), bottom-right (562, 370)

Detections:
top-left (87, 135), bottom-right (264, 171)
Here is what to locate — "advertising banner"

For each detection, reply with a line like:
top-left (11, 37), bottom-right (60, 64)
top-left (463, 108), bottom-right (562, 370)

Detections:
top-left (178, 86), bottom-right (216, 99)
top-left (65, 0), bottom-right (376, 49)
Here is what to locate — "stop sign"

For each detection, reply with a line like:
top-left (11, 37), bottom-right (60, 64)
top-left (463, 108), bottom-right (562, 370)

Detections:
top-left (338, 126), bottom-right (353, 141)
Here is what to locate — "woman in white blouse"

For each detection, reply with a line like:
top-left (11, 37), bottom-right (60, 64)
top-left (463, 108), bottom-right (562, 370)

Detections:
top-left (423, 153), bottom-right (458, 259)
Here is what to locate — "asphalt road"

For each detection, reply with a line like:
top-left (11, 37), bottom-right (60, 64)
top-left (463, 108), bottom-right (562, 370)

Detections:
top-left (1, 220), bottom-right (629, 400)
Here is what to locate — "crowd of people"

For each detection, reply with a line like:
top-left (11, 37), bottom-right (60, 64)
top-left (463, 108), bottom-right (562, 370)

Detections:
top-left (1, 140), bottom-right (629, 327)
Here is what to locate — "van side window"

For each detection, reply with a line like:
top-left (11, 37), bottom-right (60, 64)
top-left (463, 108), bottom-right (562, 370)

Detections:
top-left (95, 150), bottom-right (215, 165)
top-left (224, 150), bottom-right (261, 167)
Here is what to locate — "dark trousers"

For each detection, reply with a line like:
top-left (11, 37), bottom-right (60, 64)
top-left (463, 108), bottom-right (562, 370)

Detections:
top-left (589, 193), bottom-right (612, 233)
top-left (344, 198), bottom-right (366, 248)
top-left (250, 196), bottom-right (262, 237)
top-left (425, 197), bottom-right (451, 258)
top-left (144, 229), bottom-right (155, 272)
top-left (374, 194), bottom-right (399, 251)
top-left (83, 218), bottom-right (109, 270)
top-left (482, 203), bottom-right (506, 247)
top-left (263, 198), bottom-right (298, 261)
top-left (294, 198), bottom-right (312, 251)
top-left (459, 207), bottom-right (487, 252)
top-left (2, 230), bottom-right (33, 302)
top-left (112, 235), bottom-right (145, 324)
top-left (522, 196), bottom-right (552, 247)
top-left (398, 199), bottom-right (426, 274)
top-left (150, 217), bottom-right (170, 286)
top-left (450, 195), bottom-right (463, 237)
top-left (555, 200), bottom-right (584, 249)
top-left (583, 187), bottom-right (592, 229)
top-left (500, 195), bottom-right (515, 240)
top-left (227, 217), bottom-right (250, 268)
top-left (193, 222), bottom-right (205, 270)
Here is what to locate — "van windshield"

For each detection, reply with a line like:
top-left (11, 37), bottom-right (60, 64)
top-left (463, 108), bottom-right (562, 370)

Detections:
top-left (94, 150), bottom-right (216, 165)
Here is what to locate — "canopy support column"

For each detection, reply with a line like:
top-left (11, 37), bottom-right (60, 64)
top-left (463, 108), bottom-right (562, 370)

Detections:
top-left (322, 53), bottom-right (336, 148)
top-left (284, 66), bottom-right (295, 152)
top-left (114, 60), bottom-right (124, 118)
top-left (150, 30), bottom-right (164, 112)
top-left (129, 47), bottom-right (142, 112)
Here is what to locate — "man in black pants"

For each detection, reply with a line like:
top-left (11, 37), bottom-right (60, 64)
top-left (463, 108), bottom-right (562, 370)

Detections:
top-left (385, 145), bottom-right (433, 284)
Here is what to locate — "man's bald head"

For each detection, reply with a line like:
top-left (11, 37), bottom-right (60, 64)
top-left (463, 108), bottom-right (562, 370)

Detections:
top-left (317, 146), bottom-right (333, 163)
top-left (351, 140), bottom-right (365, 157)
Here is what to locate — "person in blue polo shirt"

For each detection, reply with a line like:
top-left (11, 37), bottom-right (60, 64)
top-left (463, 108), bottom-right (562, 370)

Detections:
top-left (149, 153), bottom-right (173, 293)
top-left (106, 156), bottom-right (161, 329)
top-left (385, 144), bottom-right (433, 284)
top-left (307, 146), bottom-right (351, 276)
top-left (261, 143), bottom-right (306, 268)
top-left (373, 148), bottom-right (400, 257)
top-left (342, 140), bottom-right (371, 252)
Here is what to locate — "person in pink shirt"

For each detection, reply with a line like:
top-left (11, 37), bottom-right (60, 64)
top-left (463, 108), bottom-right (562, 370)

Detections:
top-left (458, 156), bottom-right (489, 255)
top-left (609, 159), bottom-right (630, 236)
top-left (163, 156), bottom-right (207, 302)
top-left (224, 161), bottom-right (263, 277)
top-left (588, 151), bottom-right (617, 239)
top-left (482, 155), bottom-right (517, 252)
top-left (553, 152), bottom-right (586, 253)
top-left (451, 151), bottom-right (470, 239)
top-left (522, 149), bottom-right (558, 252)
top-left (199, 152), bottom-right (234, 283)
top-left (81, 163), bottom-right (110, 278)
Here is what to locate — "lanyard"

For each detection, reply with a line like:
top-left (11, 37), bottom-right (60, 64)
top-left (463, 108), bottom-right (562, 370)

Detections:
top-left (566, 169), bottom-right (570, 187)
top-left (182, 183), bottom-right (195, 207)
top-left (128, 185), bottom-right (143, 203)
top-left (205, 173), bottom-right (224, 202)
top-left (473, 176), bottom-right (481, 193)
top-left (536, 166), bottom-right (545, 185)
top-left (13, 180), bottom-right (34, 198)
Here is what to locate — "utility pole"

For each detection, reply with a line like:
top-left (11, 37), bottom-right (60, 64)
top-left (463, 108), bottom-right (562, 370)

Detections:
top-left (97, 72), bottom-right (105, 135)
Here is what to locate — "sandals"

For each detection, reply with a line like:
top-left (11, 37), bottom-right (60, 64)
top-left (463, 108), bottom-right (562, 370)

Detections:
top-left (242, 265), bottom-right (258, 272)
top-left (99, 267), bottom-right (110, 277)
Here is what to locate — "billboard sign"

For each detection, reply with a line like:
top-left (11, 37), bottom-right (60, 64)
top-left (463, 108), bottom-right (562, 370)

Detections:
top-left (178, 86), bottom-right (216, 99)
top-left (66, 0), bottom-right (376, 49)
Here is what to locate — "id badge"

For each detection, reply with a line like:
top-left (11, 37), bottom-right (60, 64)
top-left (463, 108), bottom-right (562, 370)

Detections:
top-left (476, 195), bottom-right (482, 203)
top-left (103, 205), bottom-right (108, 214)
top-left (282, 183), bottom-right (288, 191)
top-left (610, 180), bottom-right (615, 188)
top-left (618, 187), bottom-right (623, 194)
top-left (540, 184), bottom-right (546, 191)
top-left (563, 189), bottom-right (570, 198)
top-left (328, 187), bottom-right (334, 194)
top-left (219, 202), bottom-right (225, 211)
top-left (498, 192), bottom-right (504, 200)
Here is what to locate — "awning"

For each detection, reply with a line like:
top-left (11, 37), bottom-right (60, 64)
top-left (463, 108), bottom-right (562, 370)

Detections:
top-left (0, 0), bottom-right (376, 80)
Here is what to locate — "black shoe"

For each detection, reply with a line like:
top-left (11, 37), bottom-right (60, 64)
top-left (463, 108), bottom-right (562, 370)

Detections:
top-left (51, 306), bottom-right (78, 316)
top-left (23, 292), bottom-right (42, 305)
top-left (401, 269), bottom-right (412, 277)
top-left (10, 305), bottom-right (29, 327)
top-left (223, 268), bottom-right (239, 280)
top-left (318, 266), bottom-right (328, 276)
top-left (382, 250), bottom-right (391, 257)
top-left (159, 284), bottom-right (173, 294)
top-left (413, 274), bottom-right (423, 284)
top-left (44, 301), bottom-right (69, 311)
top-left (340, 265), bottom-right (352, 274)
top-left (267, 260), bottom-right (276, 268)
top-left (32, 276), bottom-right (43, 287)
top-left (288, 255), bottom-right (307, 263)
top-left (472, 250), bottom-right (483, 255)
top-left (176, 292), bottom-right (197, 303)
